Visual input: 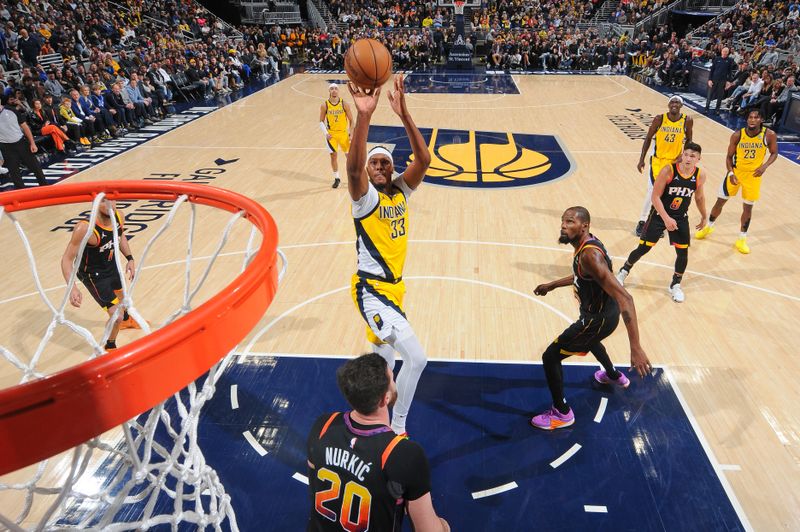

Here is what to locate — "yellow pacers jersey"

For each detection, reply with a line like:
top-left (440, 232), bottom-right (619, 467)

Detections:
top-left (653, 113), bottom-right (686, 161)
top-left (734, 127), bottom-right (768, 173)
top-left (325, 99), bottom-right (347, 133)
top-left (354, 184), bottom-right (409, 282)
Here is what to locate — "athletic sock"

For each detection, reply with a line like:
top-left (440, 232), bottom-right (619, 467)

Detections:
top-left (554, 399), bottom-right (570, 415)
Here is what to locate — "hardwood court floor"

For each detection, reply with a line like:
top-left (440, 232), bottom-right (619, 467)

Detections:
top-left (0, 74), bottom-right (798, 530)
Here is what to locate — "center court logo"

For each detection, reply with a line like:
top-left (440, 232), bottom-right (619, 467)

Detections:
top-left (368, 126), bottom-right (574, 188)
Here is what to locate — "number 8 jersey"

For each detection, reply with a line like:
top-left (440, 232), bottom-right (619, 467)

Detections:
top-left (659, 163), bottom-right (698, 218)
top-left (307, 411), bottom-right (431, 532)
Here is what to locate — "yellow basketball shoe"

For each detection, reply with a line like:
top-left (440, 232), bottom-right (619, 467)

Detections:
top-left (695, 225), bottom-right (715, 239)
top-left (734, 237), bottom-right (750, 254)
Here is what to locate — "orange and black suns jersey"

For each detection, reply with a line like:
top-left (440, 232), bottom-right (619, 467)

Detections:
top-left (573, 235), bottom-right (615, 316)
top-left (78, 211), bottom-right (124, 277)
top-left (659, 163), bottom-right (698, 218)
top-left (307, 412), bottom-right (431, 532)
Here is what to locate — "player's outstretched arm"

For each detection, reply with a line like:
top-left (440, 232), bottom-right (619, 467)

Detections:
top-left (346, 83), bottom-right (381, 201)
top-left (408, 493), bottom-right (450, 532)
top-left (119, 232), bottom-right (135, 281)
top-left (755, 129), bottom-right (778, 177)
top-left (533, 275), bottom-right (573, 296)
top-left (684, 115), bottom-right (694, 144)
top-left (725, 131), bottom-right (740, 182)
top-left (318, 102), bottom-right (331, 140)
top-left (638, 114), bottom-right (662, 173)
top-left (694, 169), bottom-right (708, 230)
top-left (343, 101), bottom-right (354, 137)
top-left (580, 249), bottom-right (652, 378)
top-left (61, 223), bottom-right (92, 308)
top-left (387, 75), bottom-right (430, 190)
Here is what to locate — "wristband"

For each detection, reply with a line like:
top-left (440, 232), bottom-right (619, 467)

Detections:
top-left (319, 122), bottom-right (328, 135)
top-left (125, 254), bottom-right (134, 261)
top-left (727, 171), bottom-right (735, 178)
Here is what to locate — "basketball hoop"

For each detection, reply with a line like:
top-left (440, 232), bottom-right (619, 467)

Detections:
top-left (454, 0), bottom-right (465, 16)
top-left (0, 181), bottom-right (283, 529)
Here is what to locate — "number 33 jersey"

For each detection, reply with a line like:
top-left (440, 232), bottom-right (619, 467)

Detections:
top-left (352, 176), bottom-right (413, 283)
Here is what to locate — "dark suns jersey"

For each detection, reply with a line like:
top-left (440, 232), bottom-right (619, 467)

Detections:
top-left (307, 412), bottom-right (430, 532)
top-left (659, 163), bottom-right (698, 218)
top-left (77, 211), bottom-right (124, 277)
top-left (572, 235), bottom-right (617, 316)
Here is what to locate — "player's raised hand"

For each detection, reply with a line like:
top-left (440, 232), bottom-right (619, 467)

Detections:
top-left (628, 345), bottom-right (652, 378)
top-left (387, 75), bottom-right (408, 117)
top-left (348, 82), bottom-right (381, 115)
top-left (69, 286), bottom-right (82, 308)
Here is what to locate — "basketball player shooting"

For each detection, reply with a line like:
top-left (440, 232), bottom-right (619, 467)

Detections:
top-left (346, 75), bottom-right (431, 435)
top-left (60, 200), bottom-right (139, 350)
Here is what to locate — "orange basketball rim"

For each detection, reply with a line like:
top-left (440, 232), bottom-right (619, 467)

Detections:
top-left (0, 181), bottom-right (280, 475)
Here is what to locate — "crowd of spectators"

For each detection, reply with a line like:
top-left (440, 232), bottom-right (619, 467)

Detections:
top-left (327, 0), bottom-right (441, 28)
top-left (607, 0), bottom-right (677, 25)
top-left (629, 8), bottom-right (799, 126)
top-left (693, 0), bottom-right (800, 53)
top-left (2, 0), bottom-right (798, 184)
top-left (0, 0), bottom-right (288, 167)
top-left (309, 0), bottom-right (635, 72)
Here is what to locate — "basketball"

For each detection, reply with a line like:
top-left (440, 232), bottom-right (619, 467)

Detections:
top-left (344, 38), bottom-right (393, 90)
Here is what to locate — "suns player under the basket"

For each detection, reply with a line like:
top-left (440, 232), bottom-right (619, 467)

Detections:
top-left (694, 108), bottom-right (778, 254)
top-left (307, 353), bottom-right (449, 531)
top-left (60, 200), bottom-right (139, 350)
top-left (346, 76), bottom-right (431, 435)
top-left (635, 95), bottom-right (694, 237)
top-left (319, 83), bottom-right (354, 189)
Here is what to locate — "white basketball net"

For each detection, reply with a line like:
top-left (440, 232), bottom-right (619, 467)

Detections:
top-left (0, 193), bottom-right (285, 531)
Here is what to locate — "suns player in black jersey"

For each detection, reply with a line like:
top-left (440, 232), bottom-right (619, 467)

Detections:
top-left (60, 200), bottom-right (138, 350)
top-left (307, 353), bottom-right (449, 531)
top-left (530, 207), bottom-right (651, 430)
top-left (617, 142), bottom-right (708, 303)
